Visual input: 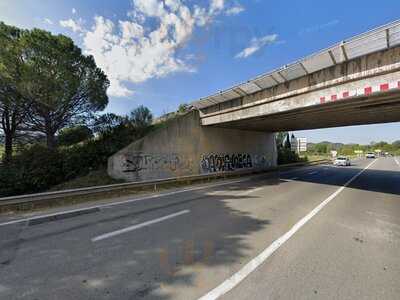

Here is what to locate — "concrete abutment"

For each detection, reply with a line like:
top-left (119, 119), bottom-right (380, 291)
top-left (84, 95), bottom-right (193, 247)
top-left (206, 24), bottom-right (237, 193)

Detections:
top-left (108, 111), bottom-right (277, 182)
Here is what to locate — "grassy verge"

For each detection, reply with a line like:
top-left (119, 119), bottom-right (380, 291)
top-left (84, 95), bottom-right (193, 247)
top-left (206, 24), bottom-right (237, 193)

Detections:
top-left (48, 169), bottom-right (125, 192)
top-left (303, 154), bottom-right (363, 161)
top-left (303, 155), bottom-right (331, 162)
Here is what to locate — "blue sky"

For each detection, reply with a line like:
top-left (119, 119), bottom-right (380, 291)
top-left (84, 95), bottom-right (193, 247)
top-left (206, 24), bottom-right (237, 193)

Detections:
top-left (1, 0), bottom-right (400, 144)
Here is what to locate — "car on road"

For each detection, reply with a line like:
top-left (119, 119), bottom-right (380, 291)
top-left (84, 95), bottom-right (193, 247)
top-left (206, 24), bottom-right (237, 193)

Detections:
top-left (334, 156), bottom-right (351, 166)
top-left (366, 152), bottom-right (376, 159)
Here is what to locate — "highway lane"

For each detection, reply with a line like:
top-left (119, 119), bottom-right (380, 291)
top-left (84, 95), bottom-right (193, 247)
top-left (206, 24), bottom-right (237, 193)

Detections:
top-left (220, 157), bottom-right (400, 300)
top-left (0, 158), bottom-right (399, 299)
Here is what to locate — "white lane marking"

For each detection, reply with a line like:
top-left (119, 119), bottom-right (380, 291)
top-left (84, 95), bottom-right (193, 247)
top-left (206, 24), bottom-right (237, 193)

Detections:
top-left (395, 157), bottom-right (400, 168)
top-left (92, 210), bottom-right (190, 242)
top-left (198, 159), bottom-right (377, 300)
top-left (207, 186), bottom-right (265, 197)
top-left (281, 177), bottom-right (298, 182)
top-left (0, 177), bottom-right (253, 227)
top-left (237, 187), bottom-right (264, 196)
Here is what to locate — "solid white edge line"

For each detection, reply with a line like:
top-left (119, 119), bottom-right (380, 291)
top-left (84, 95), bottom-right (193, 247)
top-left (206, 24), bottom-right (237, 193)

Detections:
top-left (394, 157), bottom-right (400, 168)
top-left (197, 159), bottom-right (377, 300)
top-left (92, 209), bottom-right (190, 242)
top-left (0, 177), bottom-right (251, 227)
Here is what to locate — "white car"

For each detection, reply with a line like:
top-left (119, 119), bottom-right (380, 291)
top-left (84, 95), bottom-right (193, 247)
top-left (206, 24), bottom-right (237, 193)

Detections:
top-left (334, 157), bottom-right (351, 166)
top-left (366, 152), bottom-right (376, 159)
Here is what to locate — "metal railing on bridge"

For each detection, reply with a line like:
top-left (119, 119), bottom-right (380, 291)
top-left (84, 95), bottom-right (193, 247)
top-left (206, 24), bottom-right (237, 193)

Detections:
top-left (191, 20), bottom-right (400, 110)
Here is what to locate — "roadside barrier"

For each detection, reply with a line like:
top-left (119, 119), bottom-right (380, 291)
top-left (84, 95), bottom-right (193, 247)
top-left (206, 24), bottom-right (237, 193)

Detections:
top-left (0, 160), bottom-right (329, 211)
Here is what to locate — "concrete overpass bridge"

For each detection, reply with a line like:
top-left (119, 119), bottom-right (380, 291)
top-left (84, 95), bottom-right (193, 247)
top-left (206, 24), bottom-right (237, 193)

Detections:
top-left (192, 20), bottom-right (400, 132)
top-left (109, 20), bottom-right (400, 182)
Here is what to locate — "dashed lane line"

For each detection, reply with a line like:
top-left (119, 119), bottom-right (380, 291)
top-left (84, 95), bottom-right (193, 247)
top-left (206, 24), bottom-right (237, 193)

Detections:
top-left (91, 210), bottom-right (190, 242)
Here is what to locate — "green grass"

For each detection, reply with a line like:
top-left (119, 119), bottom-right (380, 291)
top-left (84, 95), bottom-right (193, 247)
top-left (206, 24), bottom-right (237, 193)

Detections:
top-left (48, 169), bottom-right (125, 191)
top-left (302, 154), bottom-right (331, 162)
top-left (303, 154), bottom-right (362, 162)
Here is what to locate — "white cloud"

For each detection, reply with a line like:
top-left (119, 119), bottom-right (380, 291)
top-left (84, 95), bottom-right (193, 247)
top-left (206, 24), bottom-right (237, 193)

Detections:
top-left (59, 18), bottom-right (84, 33)
top-left (72, 8), bottom-right (77, 15)
top-left (133, 0), bottom-right (165, 17)
top-left (61, 0), bottom-right (240, 97)
top-left (235, 34), bottom-right (278, 59)
top-left (210, 0), bottom-right (225, 14)
top-left (43, 18), bottom-right (53, 25)
top-left (225, 4), bottom-right (245, 16)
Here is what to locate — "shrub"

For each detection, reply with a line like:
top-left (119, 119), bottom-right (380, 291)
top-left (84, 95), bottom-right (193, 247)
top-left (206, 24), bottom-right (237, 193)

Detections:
top-left (0, 144), bottom-right (65, 196)
top-left (58, 125), bottom-right (93, 146)
top-left (277, 148), bottom-right (306, 165)
top-left (0, 118), bottom-right (160, 197)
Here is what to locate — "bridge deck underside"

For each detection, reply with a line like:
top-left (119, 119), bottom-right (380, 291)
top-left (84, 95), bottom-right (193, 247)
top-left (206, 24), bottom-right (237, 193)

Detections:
top-left (203, 93), bottom-right (400, 132)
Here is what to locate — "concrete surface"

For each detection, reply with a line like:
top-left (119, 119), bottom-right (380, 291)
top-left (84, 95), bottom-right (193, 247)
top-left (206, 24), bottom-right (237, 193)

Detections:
top-left (108, 111), bottom-right (277, 182)
top-left (0, 157), bottom-right (399, 299)
top-left (200, 47), bottom-right (400, 131)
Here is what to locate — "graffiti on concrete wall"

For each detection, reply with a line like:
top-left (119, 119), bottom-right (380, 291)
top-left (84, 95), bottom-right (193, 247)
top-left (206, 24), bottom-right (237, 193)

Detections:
top-left (200, 153), bottom-right (272, 174)
top-left (122, 153), bottom-right (193, 174)
top-left (200, 153), bottom-right (252, 173)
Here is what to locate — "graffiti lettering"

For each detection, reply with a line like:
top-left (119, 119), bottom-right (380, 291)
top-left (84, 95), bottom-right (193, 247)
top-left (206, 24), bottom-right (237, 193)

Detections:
top-left (200, 153), bottom-right (254, 173)
top-left (123, 153), bottom-right (187, 173)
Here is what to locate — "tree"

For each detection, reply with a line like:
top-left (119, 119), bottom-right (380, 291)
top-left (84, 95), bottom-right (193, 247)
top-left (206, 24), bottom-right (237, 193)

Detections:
top-left (178, 103), bottom-right (190, 114)
top-left (92, 113), bottom-right (127, 135)
top-left (275, 131), bottom-right (287, 149)
top-left (284, 132), bottom-right (291, 149)
top-left (0, 22), bottom-right (30, 162)
top-left (393, 140), bottom-right (400, 148)
top-left (129, 105), bottom-right (153, 130)
top-left (314, 143), bottom-right (328, 154)
top-left (21, 29), bottom-right (109, 149)
top-left (58, 125), bottom-right (93, 146)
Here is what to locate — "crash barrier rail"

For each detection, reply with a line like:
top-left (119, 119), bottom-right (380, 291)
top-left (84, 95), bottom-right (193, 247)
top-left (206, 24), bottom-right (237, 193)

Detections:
top-left (0, 159), bottom-right (330, 209)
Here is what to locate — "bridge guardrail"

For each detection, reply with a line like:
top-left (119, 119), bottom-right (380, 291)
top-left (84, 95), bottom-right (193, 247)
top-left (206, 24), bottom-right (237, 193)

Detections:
top-left (0, 159), bottom-right (330, 209)
top-left (192, 20), bottom-right (400, 110)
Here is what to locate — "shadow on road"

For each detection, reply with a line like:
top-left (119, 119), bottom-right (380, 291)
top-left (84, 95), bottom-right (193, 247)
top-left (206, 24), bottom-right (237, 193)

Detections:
top-left (0, 184), bottom-right (274, 300)
top-left (2, 160), bottom-right (398, 299)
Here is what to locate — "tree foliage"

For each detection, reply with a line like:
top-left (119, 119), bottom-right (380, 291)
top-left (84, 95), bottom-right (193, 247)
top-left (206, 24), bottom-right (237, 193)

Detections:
top-left (0, 118), bottom-right (156, 196)
top-left (92, 113), bottom-right (127, 134)
top-left (178, 103), bottom-right (190, 113)
top-left (306, 140), bottom-right (400, 156)
top-left (0, 22), bottom-right (30, 162)
top-left (58, 125), bottom-right (93, 147)
top-left (314, 143), bottom-right (328, 154)
top-left (0, 22), bottom-right (168, 196)
top-left (129, 105), bottom-right (153, 130)
top-left (284, 132), bottom-right (291, 149)
top-left (275, 131), bottom-right (287, 149)
top-left (20, 29), bottom-right (109, 149)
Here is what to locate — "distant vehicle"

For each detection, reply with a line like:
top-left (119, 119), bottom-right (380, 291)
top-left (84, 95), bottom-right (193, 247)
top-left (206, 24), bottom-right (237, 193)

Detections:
top-left (366, 152), bottom-right (376, 159)
top-left (334, 157), bottom-right (351, 166)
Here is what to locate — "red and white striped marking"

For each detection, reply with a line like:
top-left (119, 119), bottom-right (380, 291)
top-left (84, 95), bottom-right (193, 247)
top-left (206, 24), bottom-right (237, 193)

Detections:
top-left (320, 80), bottom-right (400, 104)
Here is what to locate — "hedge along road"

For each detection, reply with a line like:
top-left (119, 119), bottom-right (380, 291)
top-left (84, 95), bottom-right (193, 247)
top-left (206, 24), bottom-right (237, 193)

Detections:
top-left (0, 158), bottom-right (399, 300)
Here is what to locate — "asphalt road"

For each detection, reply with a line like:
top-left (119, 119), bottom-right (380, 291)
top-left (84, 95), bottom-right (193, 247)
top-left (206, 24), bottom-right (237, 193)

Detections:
top-left (0, 157), bottom-right (399, 300)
